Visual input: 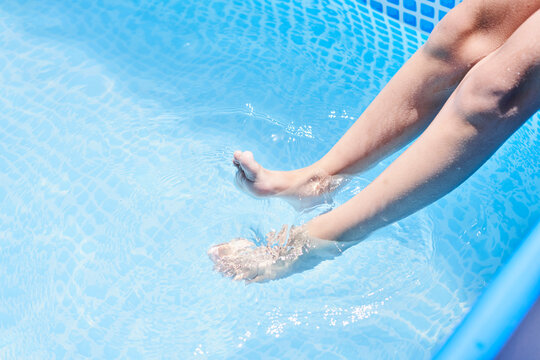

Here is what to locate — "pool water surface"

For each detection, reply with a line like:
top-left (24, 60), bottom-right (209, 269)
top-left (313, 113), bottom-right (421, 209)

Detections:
top-left (0, 0), bottom-right (539, 359)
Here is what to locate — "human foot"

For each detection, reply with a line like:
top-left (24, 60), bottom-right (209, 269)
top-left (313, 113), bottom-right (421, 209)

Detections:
top-left (208, 225), bottom-right (344, 283)
top-left (233, 150), bottom-right (345, 209)
top-left (207, 226), bottom-right (295, 283)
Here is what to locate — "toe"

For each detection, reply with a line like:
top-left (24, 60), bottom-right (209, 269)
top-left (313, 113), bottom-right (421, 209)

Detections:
top-left (207, 244), bottom-right (225, 262)
top-left (238, 151), bottom-right (261, 182)
top-left (233, 150), bottom-right (242, 165)
top-left (207, 238), bottom-right (254, 262)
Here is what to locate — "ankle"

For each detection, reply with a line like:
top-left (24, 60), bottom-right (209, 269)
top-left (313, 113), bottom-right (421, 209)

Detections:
top-left (309, 159), bottom-right (338, 177)
top-left (305, 213), bottom-right (339, 241)
top-left (295, 163), bottom-right (335, 187)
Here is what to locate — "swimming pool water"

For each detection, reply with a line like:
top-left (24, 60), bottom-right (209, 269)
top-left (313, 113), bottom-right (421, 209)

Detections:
top-left (0, 1), bottom-right (538, 359)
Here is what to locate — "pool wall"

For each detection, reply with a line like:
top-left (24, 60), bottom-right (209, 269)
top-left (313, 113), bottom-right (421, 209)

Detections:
top-left (435, 218), bottom-right (540, 359)
top-left (365, 0), bottom-right (540, 357)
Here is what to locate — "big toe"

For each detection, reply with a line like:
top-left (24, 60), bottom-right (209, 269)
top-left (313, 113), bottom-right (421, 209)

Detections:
top-left (233, 150), bottom-right (243, 165)
top-left (236, 151), bottom-right (261, 182)
top-left (207, 238), bottom-right (254, 261)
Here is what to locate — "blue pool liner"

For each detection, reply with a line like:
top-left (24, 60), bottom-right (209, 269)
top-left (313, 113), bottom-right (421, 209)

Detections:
top-left (435, 220), bottom-right (540, 359)
top-left (369, 0), bottom-right (463, 34)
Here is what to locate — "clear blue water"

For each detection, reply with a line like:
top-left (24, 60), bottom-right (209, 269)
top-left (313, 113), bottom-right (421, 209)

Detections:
top-left (0, 1), bottom-right (538, 359)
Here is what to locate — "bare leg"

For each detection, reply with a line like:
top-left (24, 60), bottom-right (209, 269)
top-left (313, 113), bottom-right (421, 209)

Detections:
top-left (212, 9), bottom-right (540, 282)
top-left (307, 9), bottom-right (540, 242)
top-left (234, 0), bottom-right (540, 205)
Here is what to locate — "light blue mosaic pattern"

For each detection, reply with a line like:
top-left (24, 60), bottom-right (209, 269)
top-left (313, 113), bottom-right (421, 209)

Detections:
top-left (367, 0), bottom-right (463, 33)
top-left (0, 0), bottom-right (538, 359)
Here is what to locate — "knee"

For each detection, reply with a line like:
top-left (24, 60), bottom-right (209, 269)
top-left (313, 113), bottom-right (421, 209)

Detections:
top-left (453, 71), bottom-right (499, 126)
top-left (445, 7), bottom-right (540, 130)
top-left (423, 11), bottom-right (474, 62)
top-left (452, 59), bottom-right (526, 127)
top-left (422, 2), bottom-right (506, 65)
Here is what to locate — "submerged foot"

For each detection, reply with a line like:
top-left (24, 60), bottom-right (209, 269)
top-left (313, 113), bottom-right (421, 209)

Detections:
top-left (207, 225), bottom-right (309, 283)
top-left (208, 225), bottom-right (346, 283)
top-left (233, 150), bottom-right (344, 209)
